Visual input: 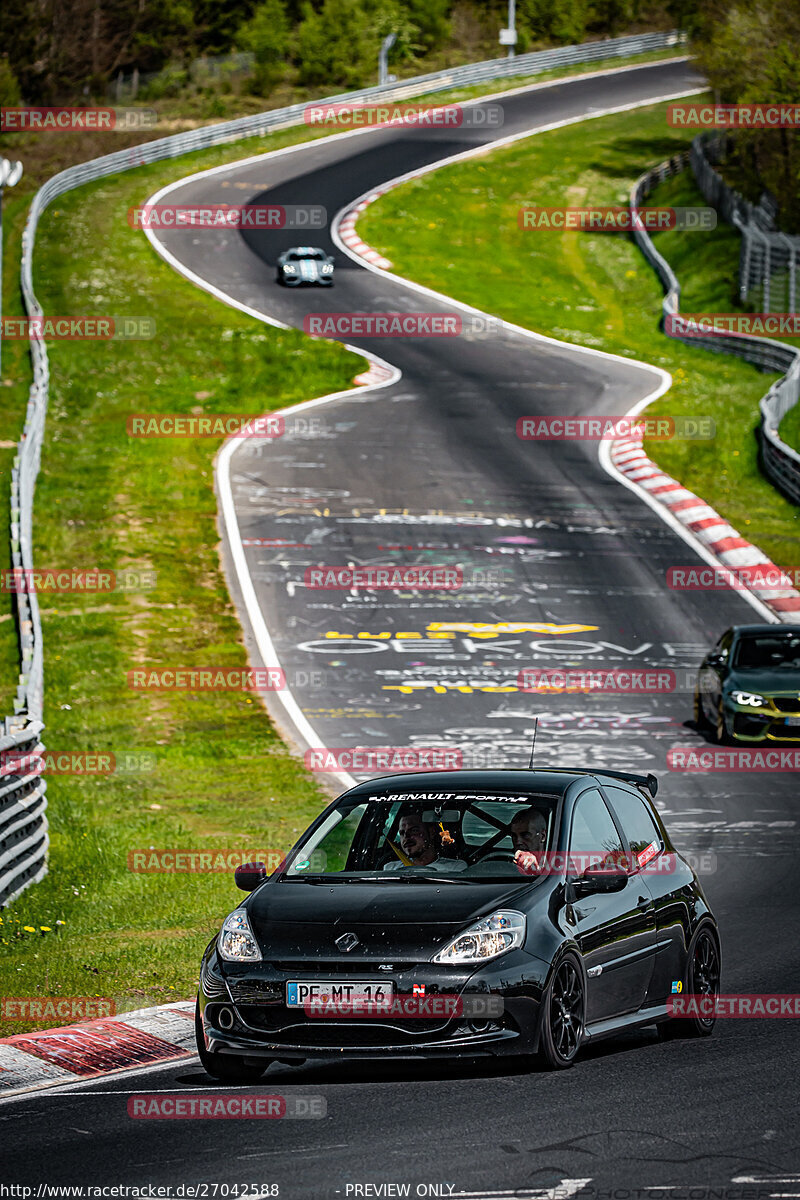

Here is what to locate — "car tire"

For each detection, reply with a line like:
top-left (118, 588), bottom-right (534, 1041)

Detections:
top-left (658, 923), bottom-right (720, 1041)
top-left (195, 999), bottom-right (269, 1083)
top-left (693, 690), bottom-right (709, 730)
top-left (715, 703), bottom-right (732, 744)
top-left (537, 952), bottom-right (585, 1070)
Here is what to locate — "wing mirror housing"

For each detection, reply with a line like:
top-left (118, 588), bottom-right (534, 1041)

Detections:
top-left (234, 861), bottom-right (268, 892)
top-left (573, 862), bottom-right (627, 898)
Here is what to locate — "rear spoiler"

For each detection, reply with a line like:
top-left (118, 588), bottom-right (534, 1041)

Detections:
top-left (558, 767), bottom-right (659, 798)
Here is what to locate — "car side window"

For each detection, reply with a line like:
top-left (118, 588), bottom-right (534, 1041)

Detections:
top-left (604, 787), bottom-right (662, 867)
top-left (568, 789), bottom-right (624, 872)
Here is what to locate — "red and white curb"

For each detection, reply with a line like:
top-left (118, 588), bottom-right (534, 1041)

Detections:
top-left (610, 436), bottom-right (800, 618)
top-left (338, 195), bottom-right (393, 270)
top-left (353, 361), bottom-right (395, 386)
top-left (0, 1001), bottom-right (194, 1096)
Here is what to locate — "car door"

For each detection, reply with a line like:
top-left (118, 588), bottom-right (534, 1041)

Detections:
top-left (699, 628), bottom-right (733, 723)
top-left (562, 787), bottom-right (656, 1025)
top-left (602, 784), bottom-right (691, 1005)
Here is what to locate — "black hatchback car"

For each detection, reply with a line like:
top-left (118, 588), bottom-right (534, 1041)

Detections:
top-left (196, 768), bottom-right (720, 1080)
top-left (694, 624), bottom-right (800, 742)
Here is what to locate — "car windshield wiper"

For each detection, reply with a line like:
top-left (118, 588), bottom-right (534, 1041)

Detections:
top-left (388, 873), bottom-right (467, 884)
top-left (279, 872), bottom-right (468, 884)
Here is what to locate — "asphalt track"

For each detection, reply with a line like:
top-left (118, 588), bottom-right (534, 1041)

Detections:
top-left (2, 59), bottom-right (799, 1196)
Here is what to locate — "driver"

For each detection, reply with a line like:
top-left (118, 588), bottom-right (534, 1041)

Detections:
top-left (383, 812), bottom-right (467, 872)
top-left (510, 808), bottom-right (548, 876)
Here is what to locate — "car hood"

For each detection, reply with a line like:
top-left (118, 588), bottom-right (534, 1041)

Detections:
top-left (726, 668), bottom-right (800, 696)
top-left (288, 258), bottom-right (324, 281)
top-left (245, 877), bottom-right (538, 961)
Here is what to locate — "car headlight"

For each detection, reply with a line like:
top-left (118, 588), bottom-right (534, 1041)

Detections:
top-left (731, 691), bottom-right (768, 707)
top-left (321, 263), bottom-right (334, 273)
top-left (432, 909), bottom-right (525, 965)
top-left (218, 909), bottom-right (261, 962)
top-left (282, 264), bottom-right (297, 273)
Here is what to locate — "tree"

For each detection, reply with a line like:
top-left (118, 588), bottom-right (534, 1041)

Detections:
top-left (294, 0), bottom-right (375, 89)
top-left (517, 0), bottom-right (587, 46)
top-left (236, 0), bottom-right (291, 95)
top-left (695, 0), bottom-right (800, 230)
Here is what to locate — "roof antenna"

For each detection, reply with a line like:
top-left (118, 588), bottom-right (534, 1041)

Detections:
top-left (527, 717), bottom-right (539, 769)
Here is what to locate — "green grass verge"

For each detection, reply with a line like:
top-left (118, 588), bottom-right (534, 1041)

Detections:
top-left (0, 127), bottom-right (364, 1034)
top-left (359, 102), bottom-right (800, 565)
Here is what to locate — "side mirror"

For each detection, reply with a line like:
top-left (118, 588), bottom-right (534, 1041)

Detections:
top-left (706, 652), bottom-right (725, 668)
top-left (573, 863), bottom-right (627, 897)
top-left (235, 861), bottom-right (268, 892)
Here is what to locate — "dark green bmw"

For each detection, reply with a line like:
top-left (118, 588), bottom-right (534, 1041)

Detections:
top-left (694, 624), bottom-right (800, 743)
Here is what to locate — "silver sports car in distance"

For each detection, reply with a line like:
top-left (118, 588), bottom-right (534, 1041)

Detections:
top-left (276, 246), bottom-right (334, 286)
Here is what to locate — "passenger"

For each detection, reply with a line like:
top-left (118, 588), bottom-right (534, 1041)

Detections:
top-left (510, 808), bottom-right (548, 875)
top-left (384, 812), bottom-right (467, 872)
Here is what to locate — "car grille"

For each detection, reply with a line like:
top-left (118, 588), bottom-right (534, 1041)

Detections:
top-left (771, 697), bottom-right (800, 715)
top-left (733, 714), bottom-right (770, 737)
top-left (237, 1007), bottom-right (452, 1044)
top-left (767, 724), bottom-right (800, 741)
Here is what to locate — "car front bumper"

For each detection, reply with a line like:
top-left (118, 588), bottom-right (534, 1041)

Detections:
top-left (726, 700), bottom-right (800, 741)
top-left (198, 949), bottom-right (545, 1061)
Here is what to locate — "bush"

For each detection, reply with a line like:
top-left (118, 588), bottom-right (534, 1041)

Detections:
top-left (236, 0), bottom-right (290, 96)
top-left (0, 57), bottom-right (21, 106)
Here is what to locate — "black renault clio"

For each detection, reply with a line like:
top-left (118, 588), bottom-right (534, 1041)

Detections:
top-left (196, 768), bottom-right (720, 1080)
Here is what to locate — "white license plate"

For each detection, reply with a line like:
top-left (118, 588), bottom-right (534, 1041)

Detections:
top-left (286, 980), bottom-right (394, 1007)
top-left (785, 717), bottom-right (800, 726)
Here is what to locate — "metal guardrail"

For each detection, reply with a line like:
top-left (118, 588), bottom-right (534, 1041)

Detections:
top-left (631, 154), bottom-right (800, 509)
top-left (0, 720), bottom-right (47, 907)
top-left (0, 29), bottom-right (685, 907)
top-left (690, 132), bottom-right (800, 313)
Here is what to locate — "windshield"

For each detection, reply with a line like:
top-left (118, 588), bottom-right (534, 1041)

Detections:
top-left (289, 249), bottom-right (323, 261)
top-left (733, 633), bottom-right (800, 670)
top-left (280, 790), bottom-right (561, 883)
